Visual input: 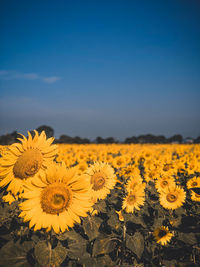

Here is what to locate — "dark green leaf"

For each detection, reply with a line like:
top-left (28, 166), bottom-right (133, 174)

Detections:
top-left (152, 217), bottom-right (165, 229)
top-left (126, 232), bottom-right (144, 259)
top-left (56, 229), bottom-right (84, 242)
top-left (82, 216), bottom-right (102, 241)
top-left (0, 240), bottom-right (34, 267)
top-left (34, 240), bottom-right (67, 267)
top-left (177, 232), bottom-right (197, 245)
top-left (162, 259), bottom-right (178, 267)
top-left (92, 235), bottom-right (115, 256)
top-left (107, 212), bottom-right (121, 230)
top-left (124, 213), bottom-right (146, 228)
top-left (79, 254), bottom-right (114, 267)
top-left (94, 200), bottom-right (107, 213)
top-left (64, 230), bottom-right (87, 259)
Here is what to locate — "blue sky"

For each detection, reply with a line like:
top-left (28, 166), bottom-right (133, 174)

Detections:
top-left (0, 0), bottom-right (200, 140)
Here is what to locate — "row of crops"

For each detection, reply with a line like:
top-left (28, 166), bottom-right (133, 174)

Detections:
top-left (0, 130), bottom-right (200, 266)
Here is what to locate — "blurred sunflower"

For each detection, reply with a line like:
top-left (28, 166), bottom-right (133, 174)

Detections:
top-left (76, 160), bottom-right (88, 175)
top-left (159, 185), bottom-right (186, 210)
top-left (190, 191), bottom-right (200, 202)
top-left (126, 173), bottom-right (144, 192)
top-left (2, 191), bottom-right (19, 204)
top-left (0, 131), bottom-right (57, 195)
top-left (19, 163), bottom-right (93, 233)
top-left (155, 176), bottom-right (176, 193)
top-left (122, 185), bottom-right (145, 213)
top-left (84, 162), bottom-right (116, 201)
top-left (187, 177), bottom-right (200, 189)
top-left (153, 226), bottom-right (173, 245)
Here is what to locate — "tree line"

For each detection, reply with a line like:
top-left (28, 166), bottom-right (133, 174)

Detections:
top-left (0, 125), bottom-right (199, 145)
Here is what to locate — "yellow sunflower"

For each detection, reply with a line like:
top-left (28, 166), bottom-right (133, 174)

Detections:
top-left (155, 176), bottom-right (176, 193)
top-left (126, 173), bottom-right (144, 193)
top-left (122, 185), bottom-right (145, 213)
top-left (159, 185), bottom-right (186, 210)
top-left (190, 191), bottom-right (200, 202)
top-left (153, 226), bottom-right (173, 245)
top-left (83, 162), bottom-right (116, 202)
top-left (0, 130), bottom-right (58, 195)
top-left (187, 177), bottom-right (200, 189)
top-left (2, 191), bottom-right (18, 204)
top-left (19, 163), bottom-right (93, 233)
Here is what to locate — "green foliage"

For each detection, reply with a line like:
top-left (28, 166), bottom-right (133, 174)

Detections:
top-left (92, 234), bottom-right (116, 256)
top-left (34, 240), bottom-right (67, 267)
top-left (126, 232), bottom-right (144, 259)
top-left (0, 173), bottom-right (200, 266)
top-left (0, 240), bottom-right (34, 267)
top-left (82, 215), bottom-right (102, 241)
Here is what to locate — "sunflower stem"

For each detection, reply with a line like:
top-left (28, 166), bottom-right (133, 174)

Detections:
top-left (121, 222), bottom-right (126, 265)
top-left (47, 230), bottom-right (53, 267)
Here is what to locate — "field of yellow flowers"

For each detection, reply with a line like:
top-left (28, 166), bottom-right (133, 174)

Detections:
top-left (0, 131), bottom-right (200, 267)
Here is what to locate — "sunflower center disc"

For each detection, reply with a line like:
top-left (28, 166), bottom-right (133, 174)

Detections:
top-left (192, 182), bottom-right (197, 187)
top-left (13, 149), bottom-right (43, 179)
top-left (41, 183), bottom-right (71, 214)
top-left (91, 172), bottom-right (106, 191)
top-left (162, 181), bottom-right (168, 186)
top-left (166, 193), bottom-right (177, 203)
top-left (158, 229), bottom-right (167, 238)
top-left (127, 194), bottom-right (136, 204)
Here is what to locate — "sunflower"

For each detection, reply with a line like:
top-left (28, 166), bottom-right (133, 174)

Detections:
top-left (76, 160), bottom-right (88, 175)
top-left (159, 185), bottom-right (186, 210)
top-left (2, 191), bottom-right (18, 204)
top-left (153, 226), bottom-right (173, 245)
top-left (19, 163), bottom-right (93, 233)
top-left (83, 162), bottom-right (116, 202)
top-left (0, 131), bottom-right (58, 195)
top-left (155, 176), bottom-right (176, 193)
top-left (187, 177), bottom-right (200, 189)
top-left (126, 173), bottom-right (144, 193)
top-left (190, 191), bottom-right (200, 202)
top-left (122, 185), bottom-right (145, 213)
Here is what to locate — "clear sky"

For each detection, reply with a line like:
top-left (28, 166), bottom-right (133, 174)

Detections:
top-left (0, 0), bottom-right (200, 140)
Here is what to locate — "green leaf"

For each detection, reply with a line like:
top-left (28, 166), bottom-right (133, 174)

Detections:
top-left (94, 199), bottom-right (107, 213)
top-left (177, 232), bottom-right (197, 245)
top-left (92, 235), bottom-right (116, 256)
top-left (34, 240), bottom-right (67, 267)
top-left (124, 213), bottom-right (146, 228)
top-left (64, 230), bottom-right (87, 260)
top-left (82, 215), bottom-right (102, 241)
top-left (78, 254), bottom-right (114, 267)
top-left (0, 240), bottom-right (34, 267)
top-left (126, 232), bottom-right (144, 259)
top-left (152, 217), bottom-right (165, 229)
top-left (56, 229), bottom-right (84, 242)
top-left (162, 259), bottom-right (178, 267)
top-left (0, 201), bottom-right (19, 226)
top-left (107, 212), bottom-right (121, 230)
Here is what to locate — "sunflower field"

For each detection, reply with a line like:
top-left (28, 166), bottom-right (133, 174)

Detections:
top-left (0, 131), bottom-right (200, 267)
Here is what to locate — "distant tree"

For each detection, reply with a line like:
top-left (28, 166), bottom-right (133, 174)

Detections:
top-left (0, 131), bottom-right (19, 145)
top-left (156, 135), bottom-right (167, 143)
top-left (73, 136), bottom-right (82, 144)
top-left (124, 136), bottom-right (138, 144)
top-left (104, 137), bottom-right (116, 144)
top-left (56, 135), bottom-right (90, 144)
top-left (81, 138), bottom-right (90, 144)
top-left (168, 134), bottom-right (183, 144)
top-left (58, 135), bottom-right (73, 144)
top-left (96, 136), bottom-right (104, 144)
top-left (36, 125), bottom-right (54, 138)
top-left (194, 136), bottom-right (200, 144)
